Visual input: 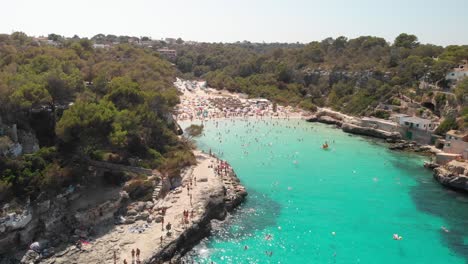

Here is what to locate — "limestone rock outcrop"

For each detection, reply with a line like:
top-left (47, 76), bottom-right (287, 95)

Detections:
top-left (341, 123), bottom-right (401, 140)
top-left (147, 169), bottom-right (247, 264)
top-left (433, 160), bottom-right (468, 191)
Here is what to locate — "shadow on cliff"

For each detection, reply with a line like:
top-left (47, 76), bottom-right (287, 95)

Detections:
top-left (390, 155), bottom-right (468, 262)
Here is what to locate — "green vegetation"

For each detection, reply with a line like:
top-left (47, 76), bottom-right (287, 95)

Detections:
top-left (0, 33), bottom-right (192, 203)
top-left (173, 34), bottom-right (467, 117)
top-left (1, 32), bottom-right (467, 204)
top-left (455, 78), bottom-right (468, 104)
top-left (435, 117), bottom-right (459, 135)
top-left (185, 124), bottom-right (204, 138)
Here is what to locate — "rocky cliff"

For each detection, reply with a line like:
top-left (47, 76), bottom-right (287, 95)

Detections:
top-left (433, 160), bottom-right (468, 191)
top-left (341, 123), bottom-right (402, 140)
top-left (307, 109), bottom-right (401, 141)
top-left (146, 169), bottom-right (247, 263)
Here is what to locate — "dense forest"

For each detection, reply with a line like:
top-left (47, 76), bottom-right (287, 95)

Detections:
top-left (1, 32), bottom-right (467, 204)
top-left (0, 33), bottom-right (194, 203)
top-left (173, 34), bottom-right (467, 128)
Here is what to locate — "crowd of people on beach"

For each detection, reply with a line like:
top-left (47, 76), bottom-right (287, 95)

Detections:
top-left (174, 79), bottom-right (309, 122)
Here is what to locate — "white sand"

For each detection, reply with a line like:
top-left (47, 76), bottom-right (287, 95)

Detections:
top-left (46, 151), bottom-right (225, 264)
top-left (174, 79), bottom-right (311, 121)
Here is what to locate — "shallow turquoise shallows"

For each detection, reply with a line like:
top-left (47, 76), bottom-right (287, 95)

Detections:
top-left (180, 119), bottom-right (468, 264)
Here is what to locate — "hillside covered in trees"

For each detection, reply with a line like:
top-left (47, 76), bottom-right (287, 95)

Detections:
top-left (1, 32), bottom-right (467, 204)
top-left (0, 33), bottom-right (193, 203)
top-left (174, 34), bottom-right (467, 129)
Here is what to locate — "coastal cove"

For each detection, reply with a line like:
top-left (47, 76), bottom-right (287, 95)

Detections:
top-left (181, 119), bottom-right (468, 264)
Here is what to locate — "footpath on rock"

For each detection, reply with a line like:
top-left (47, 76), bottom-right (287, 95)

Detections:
top-left (39, 151), bottom-right (246, 264)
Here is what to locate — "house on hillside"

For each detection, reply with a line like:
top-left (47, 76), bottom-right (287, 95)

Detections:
top-left (443, 130), bottom-right (468, 159)
top-left (92, 44), bottom-right (110, 49)
top-left (391, 115), bottom-right (439, 144)
top-left (390, 114), bottom-right (410, 124)
top-left (398, 116), bottom-right (438, 131)
top-left (157, 48), bottom-right (177, 60)
top-left (446, 60), bottom-right (468, 84)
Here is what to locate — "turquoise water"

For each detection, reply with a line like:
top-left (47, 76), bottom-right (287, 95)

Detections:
top-left (181, 119), bottom-right (468, 264)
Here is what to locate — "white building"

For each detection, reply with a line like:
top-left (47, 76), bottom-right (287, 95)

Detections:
top-left (157, 48), bottom-right (177, 60)
top-left (446, 60), bottom-right (468, 82)
top-left (443, 130), bottom-right (468, 159)
top-left (398, 116), bottom-right (438, 131)
top-left (92, 44), bottom-right (110, 49)
top-left (390, 114), bottom-right (409, 124)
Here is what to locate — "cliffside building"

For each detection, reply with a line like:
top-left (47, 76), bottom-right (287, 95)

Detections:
top-left (443, 130), bottom-right (468, 159)
top-left (390, 114), bottom-right (439, 144)
top-left (398, 116), bottom-right (438, 131)
top-left (446, 60), bottom-right (468, 84)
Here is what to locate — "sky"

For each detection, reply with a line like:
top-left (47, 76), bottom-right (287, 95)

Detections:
top-left (1, 0), bottom-right (467, 46)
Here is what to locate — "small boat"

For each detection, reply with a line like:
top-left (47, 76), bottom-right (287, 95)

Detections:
top-left (322, 143), bottom-right (329, 149)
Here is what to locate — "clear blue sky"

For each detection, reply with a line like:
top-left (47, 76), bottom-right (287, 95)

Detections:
top-left (2, 0), bottom-right (467, 46)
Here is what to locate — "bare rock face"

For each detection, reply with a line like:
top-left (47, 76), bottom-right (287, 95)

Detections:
top-left (341, 123), bottom-right (401, 140)
top-left (126, 209), bottom-right (138, 216)
top-left (433, 161), bottom-right (468, 191)
top-left (147, 168), bottom-right (247, 264)
top-left (0, 185), bottom-right (125, 258)
top-left (136, 212), bottom-right (150, 221)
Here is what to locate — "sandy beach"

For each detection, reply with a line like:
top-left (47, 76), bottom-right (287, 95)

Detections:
top-left (41, 151), bottom-right (246, 264)
top-left (37, 79), bottom-right (307, 264)
top-left (174, 78), bottom-right (311, 121)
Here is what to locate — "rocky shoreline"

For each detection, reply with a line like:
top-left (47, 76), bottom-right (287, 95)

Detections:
top-left (427, 160), bottom-right (468, 192)
top-left (306, 109), bottom-right (438, 154)
top-left (4, 151), bottom-right (247, 264)
top-left (306, 109), bottom-right (468, 193)
top-left (307, 109), bottom-right (401, 141)
top-left (146, 153), bottom-right (247, 263)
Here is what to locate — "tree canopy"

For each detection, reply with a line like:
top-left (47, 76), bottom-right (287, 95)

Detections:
top-left (0, 32), bottom-right (193, 203)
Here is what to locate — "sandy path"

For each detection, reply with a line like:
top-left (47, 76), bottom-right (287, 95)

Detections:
top-left (117, 151), bottom-right (220, 263)
top-left (46, 151), bottom-right (222, 264)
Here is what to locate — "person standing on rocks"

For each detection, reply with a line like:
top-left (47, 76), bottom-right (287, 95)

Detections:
top-left (166, 222), bottom-right (172, 233)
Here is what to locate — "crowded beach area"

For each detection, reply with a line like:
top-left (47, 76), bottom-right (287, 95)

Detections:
top-left (173, 78), bottom-right (311, 121)
top-left (36, 151), bottom-right (245, 264)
